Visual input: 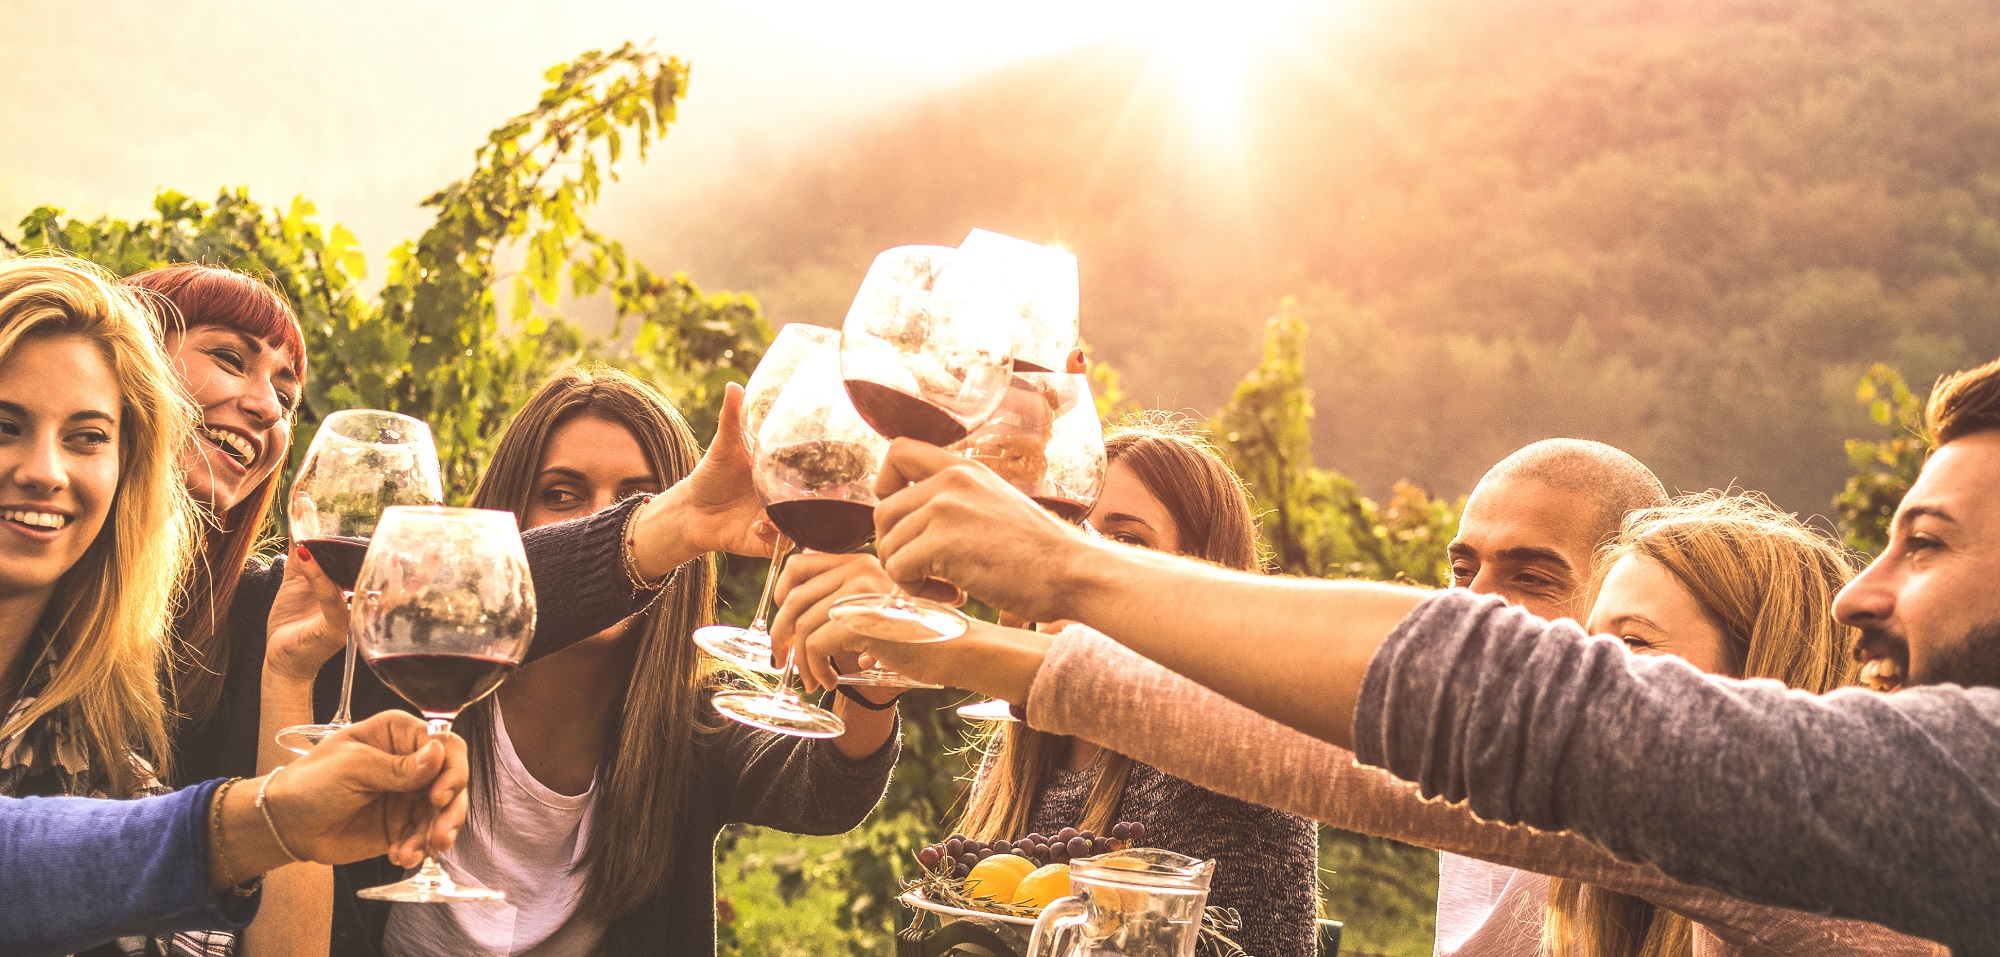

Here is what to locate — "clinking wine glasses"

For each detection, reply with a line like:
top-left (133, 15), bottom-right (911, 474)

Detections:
top-left (691, 323), bottom-right (842, 676)
top-left (352, 507), bottom-right (536, 903)
top-left (708, 349), bottom-right (892, 738)
top-left (830, 245), bottom-right (1014, 642)
top-left (275, 409), bottom-right (445, 755)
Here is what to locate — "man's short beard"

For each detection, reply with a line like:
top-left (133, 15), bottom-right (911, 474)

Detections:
top-left (1904, 618), bottom-right (2000, 690)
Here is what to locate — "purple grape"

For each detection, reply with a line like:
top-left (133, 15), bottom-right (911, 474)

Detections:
top-left (992, 840), bottom-right (1013, 855)
top-left (918, 846), bottom-right (941, 869)
top-left (1128, 822), bottom-right (1146, 841)
top-left (1025, 833), bottom-right (1045, 844)
top-left (946, 838), bottom-right (963, 857)
top-left (1091, 837), bottom-right (1111, 854)
top-left (959, 852), bottom-right (979, 868)
top-left (1056, 827), bottom-right (1079, 842)
top-left (977, 847), bottom-right (994, 860)
top-left (1050, 843), bottom-right (1069, 862)
top-left (1068, 837), bottom-right (1091, 858)
top-left (1111, 822), bottom-right (1133, 840)
top-left (953, 863), bottom-right (971, 879)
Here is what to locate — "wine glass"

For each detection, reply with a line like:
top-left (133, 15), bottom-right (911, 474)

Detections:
top-left (276, 409), bottom-right (444, 754)
top-left (950, 372), bottom-right (1104, 722)
top-left (832, 245), bottom-right (1014, 642)
top-left (944, 228), bottom-right (1080, 374)
top-left (691, 323), bottom-right (843, 676)
top-left (709, 350), bottom-right (890, 738)
top-left (352, 506), bottom-right (535, 903)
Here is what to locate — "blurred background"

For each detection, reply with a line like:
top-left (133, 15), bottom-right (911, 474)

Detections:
top-left (5, 0), bottom-right (1979, 952)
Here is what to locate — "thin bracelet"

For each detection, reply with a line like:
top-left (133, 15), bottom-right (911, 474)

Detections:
top-left (256, 767), bottom-right (305, 864)
top-left (836, 683), bottom-right (902, 711)
top-left (622, 494), bottom-right (680, 592)
top-left (209, 777), bottom-right (259, 895)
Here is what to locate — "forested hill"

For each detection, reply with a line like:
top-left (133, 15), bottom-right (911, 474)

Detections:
top-left (642, 0), bottom-right (2000, 511)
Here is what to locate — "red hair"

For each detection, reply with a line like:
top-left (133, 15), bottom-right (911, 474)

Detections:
top-left (123, 264), bottom-right (307, 729)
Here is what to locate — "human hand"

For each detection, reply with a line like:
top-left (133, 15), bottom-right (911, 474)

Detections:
top-left (632, 382), bottom-right (779, 574)
top-left (849, 618), bottom-right (1051, 704)
top-left (872, 439), bottom-right (1098, 623)
top-left (768, 552), bottom-right (959, 691)
top-left (263, 546), bottom-right (350, 684)
top-left (259, 711), bottom-right (469, 868)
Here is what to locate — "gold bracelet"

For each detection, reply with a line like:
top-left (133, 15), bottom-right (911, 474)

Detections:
top-left (256, 766), bottom-right (305, 864)
top-left (622, 494), bottom-right (673, 592)
top-left (209, 777), bottom-right (259, 895)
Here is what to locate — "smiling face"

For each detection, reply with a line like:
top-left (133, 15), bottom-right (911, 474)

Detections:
top-left (521, 414), bottom-right (663, 531)
top-left (1089, 460), bottom-right (1184, 555)
top-left (1835, 432), bottom-right (2000, 692)
top-left (1449, 474), bottom-right (1605, 622)
top-left (0, 336), bottom-right (122, 600)
top-left (166, 326), bottom-right (298, 514)
top-left (1587, 553), bottom-right (1735, 675)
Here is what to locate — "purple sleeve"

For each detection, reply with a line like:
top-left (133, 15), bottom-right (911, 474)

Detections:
top-left (1352, 590), bottom-right (2000, 954)
top-left (0, 780), bottom-right (259, 956)
top-left (518, 494), bottom-right (658, 662)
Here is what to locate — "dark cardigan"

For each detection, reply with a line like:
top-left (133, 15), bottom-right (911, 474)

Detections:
top-left (175, 497), bottom-right (898, 956)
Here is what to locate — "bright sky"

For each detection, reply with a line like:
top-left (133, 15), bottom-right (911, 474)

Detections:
top-left (1, 0), bottom-right (1314, 266)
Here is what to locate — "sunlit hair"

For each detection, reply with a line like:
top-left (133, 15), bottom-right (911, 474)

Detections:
top-left (123, 264), bottom-right (305, 727)
top-left (0, 258), bottom-right (200, 796)
top-left (1544, 491), bottom-right (1862, 957)
top-left (1927, 354), bottom-right (2000, 447)
top-left (957, 415), bottom-right (1260, 840)
top-left (458, 363), bottom-right (727, 923)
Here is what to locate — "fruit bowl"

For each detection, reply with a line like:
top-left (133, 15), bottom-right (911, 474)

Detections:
top-left (899, 889), bottom-right (1037, 927)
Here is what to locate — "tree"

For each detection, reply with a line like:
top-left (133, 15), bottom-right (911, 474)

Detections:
top-left (1833, 364), bottom-right (1929, 555)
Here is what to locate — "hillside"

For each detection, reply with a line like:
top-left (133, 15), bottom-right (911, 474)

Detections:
top-left (639, 0), bottom-right (2000, 510)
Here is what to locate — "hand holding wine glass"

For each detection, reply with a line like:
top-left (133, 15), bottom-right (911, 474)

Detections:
top-left (276, 410), bottom-right (444, 754)
top-left (351, 506), bottom-right (536, 903)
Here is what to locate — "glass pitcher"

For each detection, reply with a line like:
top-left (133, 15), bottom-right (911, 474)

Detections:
top-left (1026, 848), bottom-right (1215, 957)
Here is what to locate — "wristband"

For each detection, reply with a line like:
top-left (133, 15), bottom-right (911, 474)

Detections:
top-left (836, 684), bottom-right (902, 711)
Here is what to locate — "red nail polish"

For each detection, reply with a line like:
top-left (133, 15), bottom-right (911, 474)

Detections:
top-left (295, 544), bottom-right (313, 563)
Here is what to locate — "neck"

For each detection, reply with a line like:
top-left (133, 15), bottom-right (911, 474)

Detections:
top-left (497, 626), bottom-right (636, 796)
top-left (0, 588), bottom-right (55, 716)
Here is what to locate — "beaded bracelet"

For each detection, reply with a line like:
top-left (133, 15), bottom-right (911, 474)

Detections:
top-left (622, 494), bottom-right (670, 592)
top-left (256, 766), bottom-right (305, 864)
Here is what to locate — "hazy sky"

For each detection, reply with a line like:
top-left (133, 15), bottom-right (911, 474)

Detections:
top-left (2, 0), bottom-right (1242, 267)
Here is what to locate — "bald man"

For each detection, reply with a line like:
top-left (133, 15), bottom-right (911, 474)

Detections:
top-left (1435, 440), bottom-right (1667, 955)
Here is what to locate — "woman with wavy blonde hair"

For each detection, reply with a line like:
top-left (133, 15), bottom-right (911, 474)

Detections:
top-left (1541, 492), bottom-right (1862, 957)
top-left (0, 257), bottom-right (198, 802)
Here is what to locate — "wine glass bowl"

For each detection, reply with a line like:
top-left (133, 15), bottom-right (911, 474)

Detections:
top-left (276, 409), bottom-right (444, 755)
top-left (352, 506), bottom-right (535, 903)
top-left (943, 229), bottom-right (1080, 374)
top-left (839, 245), bottom-right (1014, 446)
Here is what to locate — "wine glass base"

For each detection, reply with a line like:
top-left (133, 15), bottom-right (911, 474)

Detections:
top-left (954, 698), bottom-right (1019, 722)
top-left (828, 594), bottom-right (969, 643)
top-left (711, 689), bottom-right (846, 739)
top-left (356, 875), bottom-right (505, 904)
top-left (275, 722), bottom-right (348, 757)
top-left (839, 667), bottom-right (943, 690)
top-left (692, 625), bottom-right (784, 675)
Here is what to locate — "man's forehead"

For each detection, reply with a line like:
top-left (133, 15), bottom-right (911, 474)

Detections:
top-left (1456, 476), bottom-right (1602, 561)
top-left (1902, 433), bottom-right (2000, 530)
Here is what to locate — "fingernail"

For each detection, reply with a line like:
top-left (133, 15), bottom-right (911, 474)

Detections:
top-left (294, 544), bottom-right (313, 562)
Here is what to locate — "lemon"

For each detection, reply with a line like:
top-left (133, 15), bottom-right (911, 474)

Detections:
top-left (963, 853), bottom-right (1037, 902)
top-left (1010, 862), bottom-right (1071, 909)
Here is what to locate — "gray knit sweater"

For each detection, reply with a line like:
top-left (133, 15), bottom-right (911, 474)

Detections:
top-left (1354, 590), bottom-right (2000, 956)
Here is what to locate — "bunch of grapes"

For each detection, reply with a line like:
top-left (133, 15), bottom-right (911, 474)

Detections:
top-left (915, 822), bottom-right (1148, 879)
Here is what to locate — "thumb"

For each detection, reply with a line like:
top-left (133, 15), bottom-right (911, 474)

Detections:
top-left (873, 438), bottom-right (966, 499)
top-left (709, 382), bottom-right (747, 462)
top-left (348, 739), bottom-right (445, 794)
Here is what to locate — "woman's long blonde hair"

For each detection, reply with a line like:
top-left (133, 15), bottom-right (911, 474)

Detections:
top-left (0, 258), bottom-right (200, 796)
top-left (1543, 491), bottom-right (1862, 957)
top-left (458, 363), bottom-right (729, 923)
top-left (956, 419), bottom-right (1260, 840)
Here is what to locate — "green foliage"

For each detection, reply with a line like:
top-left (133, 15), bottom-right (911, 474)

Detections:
top-left (1319, 829), bottom-right (1439, 957)
top-left (1214, 302), bottom-right (1462, 586)
top-left (1834, 364), bottom-right (1929, 554)
top-left (8, 42), bottom-right (765, 499)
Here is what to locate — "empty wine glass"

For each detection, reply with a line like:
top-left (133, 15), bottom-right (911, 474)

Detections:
top-left (944, 228), bottom-right (1080, 374)
top-left (692, 323), bottom-right (843, 676)
top-left (352, 507), bottom-right (535, 903)
top-left (276, 409), bottom-right (444, 755)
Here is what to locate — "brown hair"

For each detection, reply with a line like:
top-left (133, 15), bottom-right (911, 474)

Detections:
top-left (1927, 355), bottom-right (2000, 446)
top-left (458, 364), bottom-right (725, 923)
top-left (0, 258), bottom-right (200, 796)
top-left (122, 264), bottom-right (306, 727)
top-left (957, 416), bottom-right (1260, 840)
top-left (1543, 492), bottom-right (1861, 957)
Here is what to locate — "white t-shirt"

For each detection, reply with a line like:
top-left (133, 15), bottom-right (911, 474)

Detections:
top-left (384, 705), bottom-right (609, 957)
top-left (1433, 853), bottom-right (1548, 956)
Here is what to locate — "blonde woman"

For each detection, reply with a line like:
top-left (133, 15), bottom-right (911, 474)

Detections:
top-left (800, 492), bottom-right (1944, 956)
top-left (0, 258), bottom-right (204, 953)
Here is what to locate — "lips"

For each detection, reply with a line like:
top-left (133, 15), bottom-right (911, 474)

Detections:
top-left (1852, 628), bottom-right (1909, 693)
top-left (200, 425), bottom-right (258, 469)
top-left (0, 508), bottom-right (67, 530)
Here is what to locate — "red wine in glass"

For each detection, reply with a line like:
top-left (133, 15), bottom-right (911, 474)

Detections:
top-left (842, 379), bottom-right (972, 447)
top-left (764, 499), bottom-right (877, 554)
top-left (1031, 497), bottom-right (1091, 524)
top-left (300, 535), bottom-right (371, 590)
top-left (364, 651), bottom-right (518, 718)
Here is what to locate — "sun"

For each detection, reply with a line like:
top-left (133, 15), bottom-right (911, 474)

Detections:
top-left (1137, 0), bottom-right (1314, 140)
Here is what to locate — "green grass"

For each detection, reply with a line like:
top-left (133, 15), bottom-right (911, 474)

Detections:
top-left (1318, 829), bottom-right (1438, 957)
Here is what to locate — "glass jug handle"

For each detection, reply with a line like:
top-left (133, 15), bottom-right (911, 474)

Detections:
top-left (1026, 895), bottom-right (1088, 957)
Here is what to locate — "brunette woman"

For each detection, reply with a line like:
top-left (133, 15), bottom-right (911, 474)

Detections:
top-left (0, 258), bottom-right (205, 954)
top-left (312, 365), bottom-right (894, 956)
top-left (774, 420), bottom-right (1321, 957)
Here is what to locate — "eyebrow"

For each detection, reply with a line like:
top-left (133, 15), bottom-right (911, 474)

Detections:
top-left (1094, 511), bottom-right (1157, 532)
top-left (1489, 546), bottom-right (1576, 573)
top-left (1599, 613), bottom-right (1660, 633)
top-left (536, 467), bottom-right (660, 485)
top-left (0, 400), bottom-right (116, 425)
top-left (1898, 504), bottom-right (1957, 527)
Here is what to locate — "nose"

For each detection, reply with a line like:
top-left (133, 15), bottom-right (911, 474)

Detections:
top-left (1834, 556), bottom-right (1897, 628)
top-left (235, 370), bottom-right (286, 430)
top-left (12, 432), bottom-right (68, 495)
top-left (1465, 568), bottom-right (1508, 602)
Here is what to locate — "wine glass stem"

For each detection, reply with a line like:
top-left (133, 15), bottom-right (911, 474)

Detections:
top-left (745, 534), bottom-right (796, 635)
top-left (411, 717), bottom-right (454, 882)
top-left (329, 629), bottom-right (358, 727)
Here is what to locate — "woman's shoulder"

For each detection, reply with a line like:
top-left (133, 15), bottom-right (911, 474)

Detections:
top-left (1124, 761), bottom-right (1316, 836)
